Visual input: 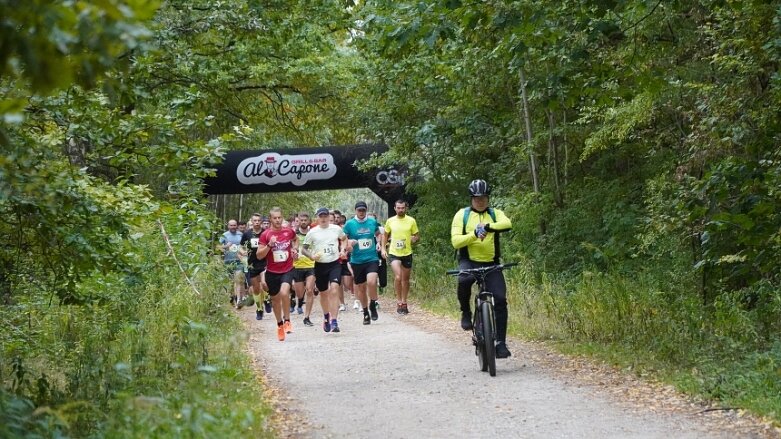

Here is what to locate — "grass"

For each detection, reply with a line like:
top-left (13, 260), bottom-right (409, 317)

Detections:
top-left (410, 253), bottom-right (781, 426)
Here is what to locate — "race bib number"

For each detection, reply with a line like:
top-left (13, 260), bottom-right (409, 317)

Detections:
top-left (272, 250), bottom-right (289, 263)
top-left (357, 239), bottom-right (373, 250)
top-left (323, 244), bottom-right (336, 255)
top-left (250, 238), bottom-right (260, 248)
top-left (394, 239), bottom-right (405, 250)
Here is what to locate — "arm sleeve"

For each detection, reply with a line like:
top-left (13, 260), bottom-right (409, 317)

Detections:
top-left (451, 209), bottom-right (477, 249)
top-left (486, 209), bottom-right (512, 232)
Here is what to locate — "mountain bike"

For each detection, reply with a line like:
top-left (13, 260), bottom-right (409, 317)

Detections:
top-left (447, 262), bottom-right (517, 377)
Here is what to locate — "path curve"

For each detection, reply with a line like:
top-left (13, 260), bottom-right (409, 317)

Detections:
top-left (237, 297), bottom-right (778, 439)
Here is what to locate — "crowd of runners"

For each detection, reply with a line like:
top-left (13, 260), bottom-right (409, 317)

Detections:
top-left (218, 200), bottom-right (419, 341)
top-left (218, 180), bottom-right (513, 358)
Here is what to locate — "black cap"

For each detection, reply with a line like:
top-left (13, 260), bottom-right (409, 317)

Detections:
top-left (315, 207), bottom-right (330, 216)
top-left (355, 201), bottom-right (368, 210)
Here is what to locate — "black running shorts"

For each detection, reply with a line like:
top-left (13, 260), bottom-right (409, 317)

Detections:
top-left (351, 261), bottom-right (379, 284)
top-left (265, 270), bottom-right (294, 296)
top-left (314, 261), bottom-right (342, 292)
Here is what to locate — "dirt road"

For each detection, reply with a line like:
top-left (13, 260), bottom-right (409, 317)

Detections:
top-left (237, 297), bottom-right (777, 439)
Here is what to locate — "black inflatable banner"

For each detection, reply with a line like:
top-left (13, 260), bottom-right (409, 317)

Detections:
top-left (204, 144), bottom-right (409, 212)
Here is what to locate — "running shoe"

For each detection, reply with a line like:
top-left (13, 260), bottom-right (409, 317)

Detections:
top-left (256, 310), bottom-right (263, 320)
top-left (296, 306), bottom-right (303, 315)
top-left (303, 317), bottom-right (313, 327)
top-left (323, 319), bottom-right (331, 333)
top-left (460, 311), bottom-right (473, 330)
top-left (331, 320), bottom-right (340, 333)
top-left (230, 295), bottom-right (237, 305)
top-left (401, 303), bottom-right (409, 314)
top-left (338, 303), bottom-right (346, 312)
top-left (277, 324), bottom-right (285, 341)
top-left (363, 311), bottom-right (371, 325)
top-left (353, 299), bottom-right (360, 310)
top-left (495, 342), bottom-right (512, 359)
top-left (237, 296), bottom-right (246, 309)
top-left (290, 306), bottom-right (295, 314)
top-left (284, 320), bottom-right (293, 334)
top-left (264, 299), bottom-right (272, 314)
top-left (369, 301), bottom-right (379, 321)
top-left (396, 303), bottom-right (403, 314)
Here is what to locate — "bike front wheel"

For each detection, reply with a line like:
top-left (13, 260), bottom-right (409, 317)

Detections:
top-left (474, 310), bottom-right (488, 372)
top-left (481, 300), bottom-right (497, 376)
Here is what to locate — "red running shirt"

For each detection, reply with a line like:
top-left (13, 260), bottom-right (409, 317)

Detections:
top-left (259, 228), bottom-right (297, 273)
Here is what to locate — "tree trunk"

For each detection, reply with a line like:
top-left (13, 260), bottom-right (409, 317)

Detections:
top-left (519, 69), bottom-right (540, 194)
top-left (519, 68), bottom-right (545, 234)
top-left (547, 110), bottom-right (563, 207)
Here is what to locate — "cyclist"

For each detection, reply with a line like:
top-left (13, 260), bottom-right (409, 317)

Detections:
top-left (450, 179), bottom-right (513, 358)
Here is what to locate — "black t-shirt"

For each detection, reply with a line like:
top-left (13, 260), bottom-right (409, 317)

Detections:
top-left (241, 229), bottom-right (267, 270)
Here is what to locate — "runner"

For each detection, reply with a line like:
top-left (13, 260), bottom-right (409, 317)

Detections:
top-left (343, 201), bottom-right (385, 325)
top-left (367, 211), bottom-right (387, 295)
top-left (256, 207), bottom-right (298, 342)
top-left (218, 219), bottom-right (244, 306)
top-left (302, 207), bottom-right (348, 333)
top-left (240, 213), bottom-right (268, 319)
top-left (384, 200), bottom-right (420, 314)
top-left (293, 211), bottom-right (317, 327)
top-left (260, 215), bottom-right (273, 314)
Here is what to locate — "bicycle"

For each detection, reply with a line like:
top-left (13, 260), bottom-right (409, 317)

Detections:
top-left (446, 262), bottom-right (517, 377)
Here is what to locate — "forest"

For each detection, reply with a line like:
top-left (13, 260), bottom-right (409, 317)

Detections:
top-left (1, 0), bottom-right (780, 436)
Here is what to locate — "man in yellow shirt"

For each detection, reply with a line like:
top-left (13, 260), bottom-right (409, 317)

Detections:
top-left (451, 179), bottom-right (513, 359)
top-left (383, 200), bottom-right (420, 314)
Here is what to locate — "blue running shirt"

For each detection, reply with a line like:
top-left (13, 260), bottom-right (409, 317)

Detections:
top-left (343, 217), bottom-right (381, 264)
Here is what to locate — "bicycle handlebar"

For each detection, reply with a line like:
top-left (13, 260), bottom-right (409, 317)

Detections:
top-left (446, 262), bottom-right (518, 276)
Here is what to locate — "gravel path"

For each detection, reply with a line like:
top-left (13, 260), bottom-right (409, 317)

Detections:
top-left (237, 297), bottom-right (779, 439)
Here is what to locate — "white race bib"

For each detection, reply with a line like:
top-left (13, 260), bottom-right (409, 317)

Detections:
top-left (394, 239), bottom-right (405, 250)
top-left (357, 239), bottom-right (373, 250)
top-left (272, 250), bottom-right (288, 263)
top-left (250, 238), bottom-right (260, 248)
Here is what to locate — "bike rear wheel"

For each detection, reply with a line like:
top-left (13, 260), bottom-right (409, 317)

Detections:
top-left (481, 300), bottom-right (497, 376)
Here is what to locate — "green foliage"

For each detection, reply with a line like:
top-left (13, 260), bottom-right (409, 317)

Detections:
top-left (356, 0), bottom-right (781, 424)
top-left (1, 214), bottom-right (272, 437)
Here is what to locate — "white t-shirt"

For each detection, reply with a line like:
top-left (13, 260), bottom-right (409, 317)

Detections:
top-left (303, 224), bottom-right (345, 263)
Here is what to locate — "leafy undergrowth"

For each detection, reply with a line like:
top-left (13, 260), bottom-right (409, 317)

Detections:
top-left (0, 219), bottom-right (272, 438)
